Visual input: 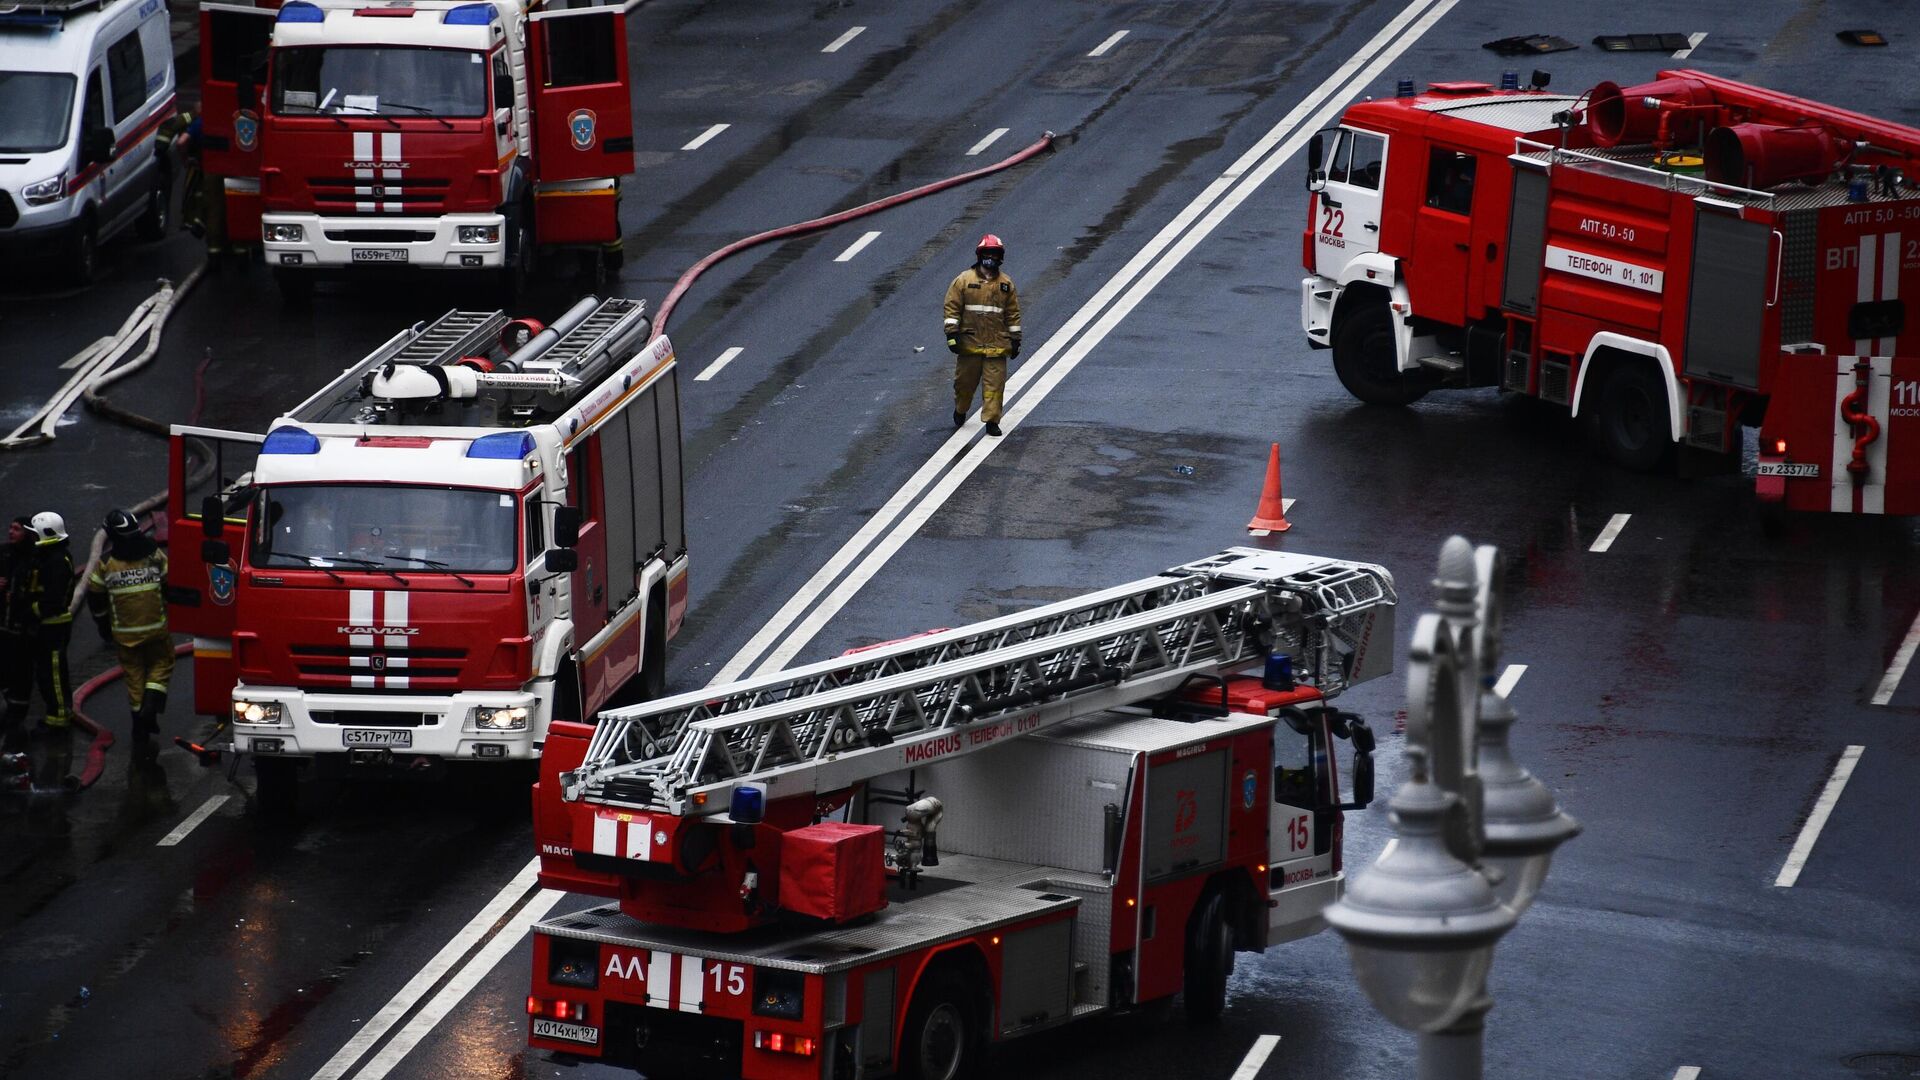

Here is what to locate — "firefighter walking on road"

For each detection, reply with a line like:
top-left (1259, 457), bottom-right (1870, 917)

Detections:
top-left (944, 233), bottom-right (1023, 438)
top-left (21, 513), bottom-right (76, 735)
top-left (87, 510), bottom-right (173, 763)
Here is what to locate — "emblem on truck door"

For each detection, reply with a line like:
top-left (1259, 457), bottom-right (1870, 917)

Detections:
top-left (568, 108), bottom-right (597, 151)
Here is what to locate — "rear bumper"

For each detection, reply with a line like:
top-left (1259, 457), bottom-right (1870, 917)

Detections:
top-left (262, 211), bottom-right (505, 270)
top-left (230, 685), bottom-right (544, 760)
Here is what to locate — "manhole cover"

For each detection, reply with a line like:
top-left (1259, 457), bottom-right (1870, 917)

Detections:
top-left (1846, 1052), bottom-right (1920, 1077)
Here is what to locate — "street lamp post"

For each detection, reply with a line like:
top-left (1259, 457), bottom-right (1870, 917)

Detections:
top-left (1325, 537), bottom-right (1580, 1080)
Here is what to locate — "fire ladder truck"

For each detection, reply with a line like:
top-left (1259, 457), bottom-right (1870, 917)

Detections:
top-left (528, 548), bottom-right (1394, 1079)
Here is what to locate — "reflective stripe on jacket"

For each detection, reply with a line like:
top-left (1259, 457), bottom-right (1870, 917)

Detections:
top-left (943, 267), bottom-right (1023, 357)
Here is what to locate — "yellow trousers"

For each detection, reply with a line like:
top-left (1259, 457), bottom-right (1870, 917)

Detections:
top-left (115, 635), bottom-right (174, 711)
top-left (954, 356), bottom-right (1006, 423)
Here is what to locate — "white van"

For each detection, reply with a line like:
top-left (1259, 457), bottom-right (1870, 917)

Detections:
top-left (0, 0), bottom-right (176, 283)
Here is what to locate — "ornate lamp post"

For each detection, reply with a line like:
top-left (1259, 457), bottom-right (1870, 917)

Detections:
top-left (1325, 537), bottom-right (1580, 1080)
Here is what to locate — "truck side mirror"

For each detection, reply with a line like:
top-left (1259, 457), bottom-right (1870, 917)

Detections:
top-left (82, 126), bottom-right (115, 167)
top-left (1347, 749), bottom-right (1375, 808)
top-left (552, 505), bottom-right (581, 548)
top-left (200, 495), bottom-right (225, 538)
top-left (1306, 132), bottom-right (1326, 191)
top-left (544, 548), bottom-right (578, 574)
top-left (201, 538), bottom-right (231, 566)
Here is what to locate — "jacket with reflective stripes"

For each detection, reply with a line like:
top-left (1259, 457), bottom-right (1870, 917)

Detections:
top-left (88, 548), bottom-right (169, 644)
top-left (943, 266), bottom-right (1023, 357)
top-left (24, 538), bottom-right (74, 628)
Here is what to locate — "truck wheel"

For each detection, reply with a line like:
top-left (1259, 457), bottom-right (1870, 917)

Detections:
top-left (1591, 363), bottom-right (1674, 471)
top-left (1182, 891), bottom-right (1234, 1023)
top-left (640, 596), bottom-right (667, 701)
top-left (900, 972), bottom-right (979, 1080)
top-left (1332, 301), bottom-right (1431, 406)
top-left (254, 757), bottom-right (299, 820)
top-left (64, 216), bottom-right (98, 286)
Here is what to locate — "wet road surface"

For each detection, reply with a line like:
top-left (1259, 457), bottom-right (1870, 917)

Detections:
top-left (3, 1), bottom-right (1918, 1079)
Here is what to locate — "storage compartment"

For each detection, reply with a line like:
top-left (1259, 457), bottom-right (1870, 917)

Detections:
top-left (779, 822), bottom-right (886, 922)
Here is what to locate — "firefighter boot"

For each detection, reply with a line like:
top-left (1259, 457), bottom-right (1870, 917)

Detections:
top-left (132, 700), bottom-right (159, 764)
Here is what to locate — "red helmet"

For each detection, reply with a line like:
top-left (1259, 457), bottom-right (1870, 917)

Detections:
top-left (975, 233), bottom-right (1005, 260)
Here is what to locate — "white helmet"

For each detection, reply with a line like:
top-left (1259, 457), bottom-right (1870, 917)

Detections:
top-left (29, 511), bottom-right (67, 541)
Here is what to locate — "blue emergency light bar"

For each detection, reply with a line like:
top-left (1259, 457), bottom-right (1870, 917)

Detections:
top-left (466, 431), bottom-right (534, 459)
top-left (277, 2), bottom-right (325, 22)
top-left (0, 11), bottom-right (63, 28)
top-left (261, 427), bottom-right (322, 455)
top-left (442, 2), bottom-right (495, 24)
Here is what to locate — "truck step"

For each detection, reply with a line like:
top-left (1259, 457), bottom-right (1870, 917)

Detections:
top-left (1416, 354), bottom-right (1466, 373)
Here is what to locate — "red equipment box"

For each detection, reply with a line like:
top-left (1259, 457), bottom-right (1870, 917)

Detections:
top-left (779, 822), bottom-right (886, 923)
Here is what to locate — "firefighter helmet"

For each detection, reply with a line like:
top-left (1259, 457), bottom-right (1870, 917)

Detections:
top-left (975, 233), bottom-right (1005, 261)
top-left (29, 511), bottom-right (67, 541)
top-left (104, 508), bottom-right (140, 538)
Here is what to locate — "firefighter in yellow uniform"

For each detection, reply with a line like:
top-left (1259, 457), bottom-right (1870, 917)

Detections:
top-left (86, 510), bottom-right (173, 762)
top-left (943, 233), bottom-right (1023, 437)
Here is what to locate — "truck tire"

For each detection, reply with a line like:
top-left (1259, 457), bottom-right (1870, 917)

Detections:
top-left (1591, 362), bottom-right (1674, 471)
top-left (1332, 301), bottom-right (1431, 406)
top-left (899, 972), bottom-right (979, 1080)
top-left (254, 757), bottom-right (299, 820)
top-left (1182, 891), bottom-right (1234, 1023)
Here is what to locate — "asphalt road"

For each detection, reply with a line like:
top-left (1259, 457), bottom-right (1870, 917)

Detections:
top-left (3, 1), bottom-right (1918, 1079)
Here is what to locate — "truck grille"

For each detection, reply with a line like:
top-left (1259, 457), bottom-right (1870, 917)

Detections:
top-left (1539, 358), bottom-right (1571, 405)
top-left (322, 228), bottom-right (437, 243)
top-left (1503, 351), bottom-right (1530, 393)
top-left (306, 176), bottom-right (451, 213)
top-left (1686, 405), bottom-right (1728, 451)
top-left (289, 644), bottom-right (466, 685)
top-left (309, 710), bottom-right (436, 727)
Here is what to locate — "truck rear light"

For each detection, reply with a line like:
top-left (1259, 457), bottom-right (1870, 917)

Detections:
top-left (527, 996), bottom-right (587, 1022)
top-left (752, 1031), bottom-right (816, 1057)
top-left (1770, 438), bottom-right (1788, 456)
top-left (547, 936), bottom-right (598, 988)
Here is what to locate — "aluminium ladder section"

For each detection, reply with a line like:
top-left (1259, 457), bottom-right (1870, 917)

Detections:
top-left (565, 549), bottom-right (1395, 816)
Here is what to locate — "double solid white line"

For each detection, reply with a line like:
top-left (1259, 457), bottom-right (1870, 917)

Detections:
top-left (716, 0), bottom-right (1462, 681)
top-left (302, 2), bottom-right (1462, 1073)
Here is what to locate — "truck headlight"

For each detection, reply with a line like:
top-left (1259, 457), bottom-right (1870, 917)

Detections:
top-left (22, 174), bottom-right (67, 206)
top-left (457, 225), bottom-right (500, 244)
top-left (234, 700), bottom-right (286, 726)
top-left (264, 222), bottom-right (304, 242)
top-left (475, 705), bottom-right (529, 730)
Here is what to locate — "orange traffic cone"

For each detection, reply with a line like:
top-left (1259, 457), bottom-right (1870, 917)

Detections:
top-left (1246, 442), bottom-right (1293, 533)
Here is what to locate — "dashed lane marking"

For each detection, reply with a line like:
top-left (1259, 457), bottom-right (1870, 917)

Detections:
top-left (681, 123), bottom-right (730, 151)
top-left (1494, 663), bottom-right (1526, 699)
top-left (1775, 745), bottom-right (1864, 888)
top-left (1671, 32), bottom-right (1706, 59)
top-left (695, 346), bottom-right (745, 382)
top-left (1230, 1035), bottom-right (1281, 1080)
top-left (966, 127), bottom-right (1010, 156)
top-left (1589, 513), bottom-right (1630, 553)
top-left (1088, 29), bottom-right (1129, 56)
top-left (833, 230), bottom-right (882, 262)
top-left (1871, 608), bottom-right (1920, 705)
top-left (1673, 1068), bottom-right (1703, 1080)
top-left (822, 25), bottom-right (866, 52)
top-left (156, 794), bottom-right (229, 846)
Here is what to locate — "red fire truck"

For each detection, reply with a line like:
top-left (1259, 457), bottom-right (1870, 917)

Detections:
top-left (1300, 69), bottom-right (1919, 516)
top-left (195, 0), bottom-right (638, 298)
top-left (164, 296), bottom-right (687, 810)
top-left (525, 548), bottom-right (1393, 1078)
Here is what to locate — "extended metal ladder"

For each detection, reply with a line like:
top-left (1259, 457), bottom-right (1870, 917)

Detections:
top-left (563, 548), bottom-right (1396, 816)
top-left (390, 310), bottom-right (508, 369)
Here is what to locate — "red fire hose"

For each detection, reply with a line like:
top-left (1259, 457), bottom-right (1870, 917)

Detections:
top-left (1840, 359), bottom-right (1880, 479)
top-left (652, 132), bottom-right (1055, 337)
top-left (69, 642), bottom-right (199, 789)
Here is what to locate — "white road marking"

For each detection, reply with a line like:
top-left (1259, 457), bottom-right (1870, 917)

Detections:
top-left (1871, 608), bottom-right (1920, 705)
top-left (1589, 513), bottom-right (1630, 553)
top-left (1775, 745), bottom-right (1864, 887)
top-left (1230, 1034), bottom-right (1281, 1080)
top-left (1671, 32), bottom-right (1707, 59)
top-left (1379, 838), bottom-right (1399, 859)
top-left (966, 127), bottom-right (1010, 156)
top-left (1088, 29), bottom-right (1129, 56)
top-left (680, 123), bottom-right (730, 151)
top-left (1494, 663), bottom-right (1527, 699)
top-left (348, 888), bottom-right (566, 1080)
top-left (822, 25), bottom-right (866, 52)
top-left (695, 346), bottom-right (745, 382)
top-left (833, 230), bottom-right (882, 262)
top-left (156, 794), bottom-right (229, 846)
top-left (725, 0), bottom-right (1462, 679)
top-left (308, 860), bottom-right (541, 1080)
top-left (298, 5), bottom-right (1463, 1071)
top-left (1673, 1068), bottom-right (1703, 1080)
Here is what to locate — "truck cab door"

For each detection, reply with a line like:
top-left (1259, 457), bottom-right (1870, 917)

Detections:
top-left (527, 0), bottom-right (637, 184)
top-left (1409, 143), bottom-right (1479, 325)
top-left (1268, 708), bottom-right (1336, 944)
top-left (1312, 127), bottom-right (1386, 280)
top-left (197, 3), bottom-right (275, 179)
top-left (165, 426), bottom-right (263, 716)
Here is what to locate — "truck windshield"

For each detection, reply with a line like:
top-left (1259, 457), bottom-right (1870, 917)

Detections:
top-left (251, 484), bottom-right (518, 574)
top-left (270, 46), bottom-right (487, 118)
top-left (0, 72), bottom-right (77, 152)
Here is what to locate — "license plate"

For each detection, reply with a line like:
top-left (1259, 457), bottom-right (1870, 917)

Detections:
top-left (351, 247), bottom-right (409, 263)
top-left (532, 1018), bottom-right (599, 1045)
top-left (1758, 461), bottom-right (1820, 478)
top-left (343, 728), bottom-right (412, 748)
